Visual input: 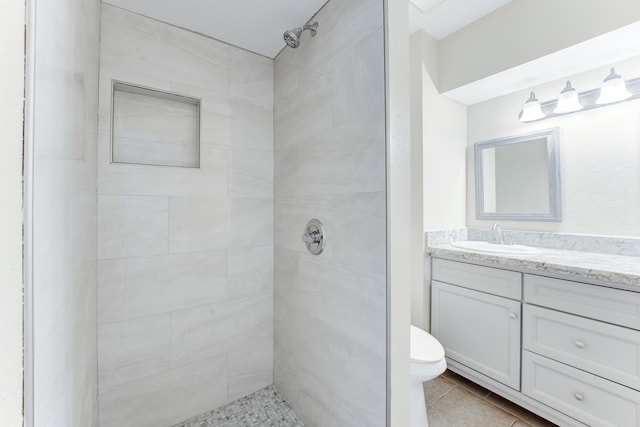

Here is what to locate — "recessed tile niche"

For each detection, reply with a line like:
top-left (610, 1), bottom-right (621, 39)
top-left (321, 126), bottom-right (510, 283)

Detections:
top-left (111, 82), bottom-right (200, 168)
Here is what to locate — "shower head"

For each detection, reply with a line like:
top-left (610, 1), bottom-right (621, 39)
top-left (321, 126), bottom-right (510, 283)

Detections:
top-left (283, 28), bottom-right (302, 48)
top-left (283, 22), bottom-right (318, 48)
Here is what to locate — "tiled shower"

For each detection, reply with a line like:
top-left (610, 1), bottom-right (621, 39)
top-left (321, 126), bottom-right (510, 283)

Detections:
top-left (273, 0), bottom-right (387, 424)
top-left (96, 6), bottom-right (275, 425)
top-left (27, 0), bottom-right (387, 426)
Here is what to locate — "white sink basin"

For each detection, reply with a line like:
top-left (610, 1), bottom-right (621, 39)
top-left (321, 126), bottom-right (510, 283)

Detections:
top-left (451, 240), bottom-right (542, 255)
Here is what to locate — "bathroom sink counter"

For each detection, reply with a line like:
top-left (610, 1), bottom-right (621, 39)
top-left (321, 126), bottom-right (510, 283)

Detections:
top-left (427, 243), bottom-right (640, 290)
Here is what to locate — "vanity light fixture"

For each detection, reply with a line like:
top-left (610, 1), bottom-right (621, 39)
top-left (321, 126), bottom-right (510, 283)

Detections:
top-left (595, 68), bottom-right (632, 104)
top-left (519, 92), bottom-right (546, 122)
top-left (519, 66), bottom-right (640, 123)
top-left (553, 81), bottom-right (583, 114)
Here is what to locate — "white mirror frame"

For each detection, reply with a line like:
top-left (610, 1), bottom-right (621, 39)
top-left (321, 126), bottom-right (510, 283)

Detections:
top-left (475, 127), bottom-right (562, 222)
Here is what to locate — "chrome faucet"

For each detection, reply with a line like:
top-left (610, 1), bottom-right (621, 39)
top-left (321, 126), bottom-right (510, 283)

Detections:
top-left (492, 223), bottom-right (504, 245)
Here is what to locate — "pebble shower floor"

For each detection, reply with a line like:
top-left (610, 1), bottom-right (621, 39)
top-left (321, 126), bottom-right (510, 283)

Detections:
top-left (172, 385), bottom-right (304, 427)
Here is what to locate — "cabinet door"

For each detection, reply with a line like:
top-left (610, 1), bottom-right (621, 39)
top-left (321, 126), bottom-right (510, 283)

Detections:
top-left (524, 274), bottom-right (640, 330)
top-left (432, 280), bottom-right (521, 389)
top-left (432, 258), bottom-right (522, 300)
top-left (523, 351), bottom-right (640, 427)
top-left (523, 304), bottom-right (640, 391)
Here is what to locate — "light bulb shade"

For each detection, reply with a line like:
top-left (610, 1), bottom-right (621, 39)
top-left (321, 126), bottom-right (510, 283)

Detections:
top-left (596, 68), bottom-right (631, 104)
top-left (520, 92), bottom-right (545, 122)
top-left (553, 81), bottom-right (583, 114)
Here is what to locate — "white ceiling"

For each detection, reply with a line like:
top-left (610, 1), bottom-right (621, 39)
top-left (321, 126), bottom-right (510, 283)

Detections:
top-left (104, 0), bottom-right (508, 57)
top-left (409, 0), bottom-right (512, 39)
top-left (103, 0), bottom-right (328, 58)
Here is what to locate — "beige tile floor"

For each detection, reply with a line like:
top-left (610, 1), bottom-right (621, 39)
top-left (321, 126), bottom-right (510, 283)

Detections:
top-left (425, 370), bottom-right (559, 427)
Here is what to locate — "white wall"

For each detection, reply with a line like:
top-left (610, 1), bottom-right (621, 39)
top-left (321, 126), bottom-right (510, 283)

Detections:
top-left (467, 55), bottom-right (640, 237)
top-left (411, 31), bottom-right (467, 233)
top-left (273, 0), bottom-right (387, 425)
top-left (409, 30), bottom-right (467, 330)
top-left (27, 0), bottom-right (101, 425)
top-left (388, 0), bottom-right (412, 424)
top-left (420, 35), bottom-right (467, 232)
top-left (409, 31), bottom-right (426, 331)
top-left (97, 5), bottom-right (274, 427)
top-left (0, 0), bottom-right (25, 424)
top-left (439, 0), bottom-right (640, 93)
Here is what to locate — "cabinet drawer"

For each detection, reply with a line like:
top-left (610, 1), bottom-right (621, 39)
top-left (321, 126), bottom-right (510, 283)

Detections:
top-left (524, 274), bottom-right (640, 330)
top-left (523, 351), bottom-right (640, 427)
top-left (523, 305), bottom-right (640, 391)
top-left (432, 258), bottom-right (522, 300)
top-left (432, 281), bottom-right (521, 390)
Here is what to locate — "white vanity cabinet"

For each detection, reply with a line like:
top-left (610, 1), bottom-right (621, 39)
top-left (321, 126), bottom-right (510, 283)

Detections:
top-left (431, 259), bottom-right (522, 390)
top-left (430, 257), bottom-right (640, 427)
top-left (522, 274), bottom-right (640, 427)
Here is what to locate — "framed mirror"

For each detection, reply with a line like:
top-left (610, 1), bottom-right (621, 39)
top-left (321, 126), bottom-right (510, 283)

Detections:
top-left (475, 128), bottom-right (561, 221)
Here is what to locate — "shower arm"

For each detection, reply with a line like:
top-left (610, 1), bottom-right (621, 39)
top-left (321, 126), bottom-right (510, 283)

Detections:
top-left (302, 22), bottom-right (318, 36)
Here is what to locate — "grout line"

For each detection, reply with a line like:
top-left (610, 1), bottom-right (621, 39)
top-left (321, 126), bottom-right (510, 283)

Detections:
top-left (427, 382), bottom-right (457, 409)
top-left (443, 371), bottom-right (552, 427)
top-left (481, 392), bottom-right (529, 425)
top-left (426, 378), bottom-right (539, 427)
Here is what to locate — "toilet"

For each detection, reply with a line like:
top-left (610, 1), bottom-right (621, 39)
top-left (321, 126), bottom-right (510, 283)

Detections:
top-left (410, 325), bottom-right (447, 427)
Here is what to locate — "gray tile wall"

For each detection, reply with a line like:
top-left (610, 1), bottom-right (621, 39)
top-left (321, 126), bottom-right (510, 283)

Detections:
top-left (30, 0), bottom-right (101, 425)
top-left (97, 5), bottom-right (274, 426)
top-left (273, 0), bottom-right (387, 425)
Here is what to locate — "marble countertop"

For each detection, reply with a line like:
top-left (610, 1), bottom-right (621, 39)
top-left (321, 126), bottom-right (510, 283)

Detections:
top-left (427, 243), bottom-right (640, 290)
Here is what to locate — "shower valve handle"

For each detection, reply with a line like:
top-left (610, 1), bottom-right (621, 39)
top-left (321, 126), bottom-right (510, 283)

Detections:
top-left (301, 230), bottom-right (321, 244)
top-left (301, 219), bottom-right (325, 255)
